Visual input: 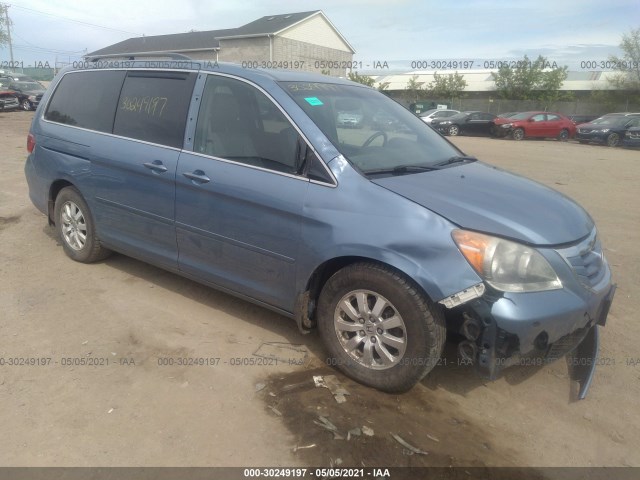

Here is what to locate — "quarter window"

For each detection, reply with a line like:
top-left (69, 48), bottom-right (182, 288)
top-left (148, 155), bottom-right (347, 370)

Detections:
top-left (45, 70), bottom-right (126, 132)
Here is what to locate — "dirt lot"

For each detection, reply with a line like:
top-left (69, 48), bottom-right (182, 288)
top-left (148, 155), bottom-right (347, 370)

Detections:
top-left (1, 111), bottom-right (639, 470)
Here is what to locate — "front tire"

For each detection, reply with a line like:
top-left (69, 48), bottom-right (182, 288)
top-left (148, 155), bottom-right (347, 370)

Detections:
top-left (448, 124), bottom-right (460, 136)
top-left (54, 186), bottom-right (111, 263)
top-left (21, 99), bottom-right (32, 111)
top-left (606, 133), bottom-right (620, 147)
top-left (512, 128), bottom-right (525, 140)
top-left (318, 263), bottom-right (446, 393)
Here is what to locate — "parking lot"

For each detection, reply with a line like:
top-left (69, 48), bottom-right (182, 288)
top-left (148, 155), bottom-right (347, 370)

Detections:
top-left (1, 110), bottom-right (639, 468)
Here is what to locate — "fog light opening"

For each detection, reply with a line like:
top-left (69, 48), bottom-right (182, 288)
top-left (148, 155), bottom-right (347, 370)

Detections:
top-left (461, 315), bottom-right (481, 341)
top-left (535, 331), bottom-right (549, 350)
top-left (458, 340), bottom-right (477, 363)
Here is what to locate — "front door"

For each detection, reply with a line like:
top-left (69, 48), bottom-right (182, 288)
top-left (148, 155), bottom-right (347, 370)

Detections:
top-left (175, 74), bottom-right (309, 311)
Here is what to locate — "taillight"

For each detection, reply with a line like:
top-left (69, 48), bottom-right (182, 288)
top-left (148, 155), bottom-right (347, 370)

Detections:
top-left (27, 133), bottom-right (35, 153)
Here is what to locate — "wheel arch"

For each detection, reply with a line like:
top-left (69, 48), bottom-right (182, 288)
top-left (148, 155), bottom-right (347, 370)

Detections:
top-left (512, 126), bottom-right (525, 139)
top-left (294, 254), bottom-right (441, 334)
top-left (48, 179), bottom-right (75, 225)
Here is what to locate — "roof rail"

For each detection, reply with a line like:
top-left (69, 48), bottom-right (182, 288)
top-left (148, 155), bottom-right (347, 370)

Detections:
top-left (87, 52), bottom-right (194, 62)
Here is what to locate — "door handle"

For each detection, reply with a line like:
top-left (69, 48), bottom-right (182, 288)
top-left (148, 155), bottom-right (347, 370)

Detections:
top-left (183, 170), bottom-right (211, 184)
top-left (143, 161), bottom-right (168, 173)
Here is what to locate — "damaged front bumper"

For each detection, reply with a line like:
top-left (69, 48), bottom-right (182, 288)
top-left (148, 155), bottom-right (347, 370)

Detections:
top-left (442, 230), bottom-right (616, 399)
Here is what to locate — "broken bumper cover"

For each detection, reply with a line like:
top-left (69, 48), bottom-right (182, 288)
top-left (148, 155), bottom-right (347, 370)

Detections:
top-left (457, 278), bottom-right (615, 399)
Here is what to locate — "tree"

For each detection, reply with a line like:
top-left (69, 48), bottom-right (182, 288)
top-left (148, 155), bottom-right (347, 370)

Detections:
top-left (347, 71), bottom-right (375, 87)
top-left (426, 71), bottom-right (467, 101)
top-left (377, 81), bottom-right (390, 92)
top-left (491, 55), bottom-right (568, 103)
top-left (608, 27), bottom-right (640, 98)
top-left (404, 75), bottom-right (426, 103)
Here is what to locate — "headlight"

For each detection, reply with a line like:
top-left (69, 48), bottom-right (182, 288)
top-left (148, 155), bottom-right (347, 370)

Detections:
top-left (501, 123), bottom-right (512, 128)
top-left (597, 128), bottom-right (610, 133)
top-left (440, 120), bottom-right (452, 124)
top-left (28, 95), bottom-right (36, 101)
top-left (452, 230), bottom-right (562, 292)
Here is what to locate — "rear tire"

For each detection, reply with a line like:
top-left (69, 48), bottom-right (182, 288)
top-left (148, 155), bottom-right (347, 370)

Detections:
top-left (317, 262), bottom-right (446, 393)
top-left (54, 186), bottom-right (111, 263)
top-left (558, 129), bottom-right (569, 141)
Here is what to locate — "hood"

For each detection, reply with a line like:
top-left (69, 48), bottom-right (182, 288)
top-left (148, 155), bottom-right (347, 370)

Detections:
top-left (21, 88), bottom-right (46, 95)
top-left (493, 117), bottom-right (513, 125)
top-left (578, 119), bottom-right (626, 130)
top-left (371, 162), bottom-right (593, 246)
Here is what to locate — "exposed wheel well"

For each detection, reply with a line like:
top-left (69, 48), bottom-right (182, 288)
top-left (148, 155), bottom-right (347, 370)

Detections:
top-left (297, 256), bottom-right (434, 333)
top-left (48, 180), bottom-right (74, 225)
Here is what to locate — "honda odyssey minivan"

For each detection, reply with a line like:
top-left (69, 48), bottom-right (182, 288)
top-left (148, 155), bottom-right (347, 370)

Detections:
top-left (25, 58), bottom-right (615, 397)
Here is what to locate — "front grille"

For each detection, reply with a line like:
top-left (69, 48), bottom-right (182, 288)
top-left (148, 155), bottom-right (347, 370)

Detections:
top-left (558, 231), bottom-right (606, 288)
top-left (629, 132), bottom-right (640, 139)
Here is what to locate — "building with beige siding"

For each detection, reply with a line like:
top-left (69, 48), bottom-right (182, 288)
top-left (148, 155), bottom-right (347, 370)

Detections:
top-left (87, 11), bottom-right (355, 76)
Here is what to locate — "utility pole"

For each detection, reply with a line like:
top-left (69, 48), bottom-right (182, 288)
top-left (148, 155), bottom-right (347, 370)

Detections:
top-left (3, 4), bottom-right (15, 70)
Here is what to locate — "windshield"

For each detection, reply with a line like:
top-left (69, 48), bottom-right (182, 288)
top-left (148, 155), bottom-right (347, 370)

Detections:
top-left (590, 115), bottom-right (630, 126)
top-left (280, 82), bottom-right (461, 174)
top-left (418, 109), bottom-right (438, 117)
top-left (509, 112), bottom-right (538, 120)
top-left (14, 82), bottom-right (43, 90)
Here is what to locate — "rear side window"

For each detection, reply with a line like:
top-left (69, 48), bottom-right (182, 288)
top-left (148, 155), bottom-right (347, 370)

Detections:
top-left (45, 70), bottom-right (126, 132)
top-left (113, 71), bottom-right (197, 148)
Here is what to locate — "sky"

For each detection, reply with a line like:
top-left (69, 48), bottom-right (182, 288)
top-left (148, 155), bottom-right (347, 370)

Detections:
top-left (1, 0), bottom-right (638, 73)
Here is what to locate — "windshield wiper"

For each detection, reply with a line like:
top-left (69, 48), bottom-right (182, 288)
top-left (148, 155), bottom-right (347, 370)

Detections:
top-left (365, 164), bottom-right (439, 176)
top-left (433, 155), bottom-right (477, 167)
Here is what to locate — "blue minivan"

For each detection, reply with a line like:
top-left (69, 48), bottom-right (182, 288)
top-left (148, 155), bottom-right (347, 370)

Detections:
top-left (25, 58), bottom-right (615, 397)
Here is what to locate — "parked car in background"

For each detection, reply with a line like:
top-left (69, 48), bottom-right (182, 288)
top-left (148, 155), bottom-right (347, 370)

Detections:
top-left (567, 114), bottom-right (599, 126)
top-left (5, 80), bottom-right (46, 110)
top-left (431, 111), bottom-right (497, 136)
top-left (622, 126), bottom-right (640, 148)
top-left (418, 108), bottom-right (460, 125)
top-left (371, 111), bottom-right (401, 131)
top-left (492, 111), bottom-right (576, 140)
top-left (336, 110), bottom-right (364, 128)
top-left (0, 91), bottom-right (20, 111)
top-left (575, 113), bottom-right (640, 147)
top-left (0, 71), bottom-right (42, 84)
top-left (496, 112), bottom-right (519, 119)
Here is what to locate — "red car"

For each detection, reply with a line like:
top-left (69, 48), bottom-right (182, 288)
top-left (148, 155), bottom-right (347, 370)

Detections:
top-left (493, 111), bottom-right (576, 141)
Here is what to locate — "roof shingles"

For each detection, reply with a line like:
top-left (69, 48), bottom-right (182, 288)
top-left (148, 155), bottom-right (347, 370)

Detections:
top-left (88, 11), bottom-right (321, 57)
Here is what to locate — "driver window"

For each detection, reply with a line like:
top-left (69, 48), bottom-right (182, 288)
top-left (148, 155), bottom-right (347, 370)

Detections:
top-left (194, 75), bottom-right (300, 174)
